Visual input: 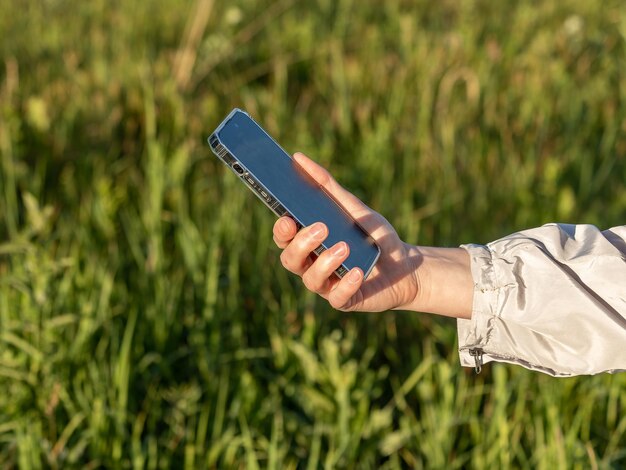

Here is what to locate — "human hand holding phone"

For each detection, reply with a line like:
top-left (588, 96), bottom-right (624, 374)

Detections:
top-left (208, 108), bottom-right (471, 316)
top-left (273, 152), bottom-right (474, 317)
top-left (273, 152), bottom-right (422, 312)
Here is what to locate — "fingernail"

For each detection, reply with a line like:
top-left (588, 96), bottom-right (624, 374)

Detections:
top-left (310, 223), bottom-right (325, 240)
top-left (331, 242), bottom-right (347, 257)
top-left (347, 269), bottom-right (362, 284)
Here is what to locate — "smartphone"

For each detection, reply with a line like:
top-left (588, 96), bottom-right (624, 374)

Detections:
top-left (208, 108), bottom-right (380, 279)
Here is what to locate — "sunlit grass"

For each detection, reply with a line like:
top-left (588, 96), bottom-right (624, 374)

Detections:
top-left (1, 0), bottom-right (625, 467)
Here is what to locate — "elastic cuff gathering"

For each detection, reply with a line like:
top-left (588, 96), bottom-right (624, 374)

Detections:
top-left (457, 243), bottom-right (499, 368)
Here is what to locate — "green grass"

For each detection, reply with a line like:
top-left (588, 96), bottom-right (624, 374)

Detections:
top-left (1, 0), bottom-right (625, 467)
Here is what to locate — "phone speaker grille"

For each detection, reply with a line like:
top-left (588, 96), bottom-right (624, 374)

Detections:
top-left (209, 135), bottom-right (236, 166)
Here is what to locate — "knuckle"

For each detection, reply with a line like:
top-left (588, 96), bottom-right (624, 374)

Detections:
top-left (337, 300), bottom-right (355, 312)
top-left (279, 250), bottom-right (294, 271)
top-left (328, 296), bottom-right (342, 309)
top-left (301, 270), bottom-right (321, 292)
top-left (272, 235), bottom-right (284, 248)
top-left (329, 287), bottom-right (360, 311)
top-left (329, 295), bottom-right (349, 311)
top-left (272, 230), bottom-right (283, 243)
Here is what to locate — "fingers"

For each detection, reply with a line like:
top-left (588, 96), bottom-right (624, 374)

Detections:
top-left (301, 241), bottom-right (349, 292)
top-left (277, 223), bottom-right (364, 310)
top-left (279, 222), bottom-right (328, 275)
top-left (272, 153), bottom-right (370, 311)
top-left (328, 268), bottom-right (364, 311)
top-left (273, 216), bottom-right (361, 304)
top-left (273, 216), bottom-right (298, 249)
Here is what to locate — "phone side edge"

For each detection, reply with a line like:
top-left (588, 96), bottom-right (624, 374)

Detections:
top-left (361, 243), bottom-right (381, 280)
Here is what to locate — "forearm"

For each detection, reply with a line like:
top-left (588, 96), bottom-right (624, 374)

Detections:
top-left (400, 245), bottom-right (473, 319)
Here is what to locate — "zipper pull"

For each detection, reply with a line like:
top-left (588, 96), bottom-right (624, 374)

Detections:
top-left (469, 348), bottom-right (483, 374)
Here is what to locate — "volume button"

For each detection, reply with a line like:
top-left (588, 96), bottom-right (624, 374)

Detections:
top-left (244, 174), bottom-right (256, 186)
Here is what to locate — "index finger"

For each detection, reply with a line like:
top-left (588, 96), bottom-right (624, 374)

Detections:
top-left (272, 216), bottom-right (298, 249)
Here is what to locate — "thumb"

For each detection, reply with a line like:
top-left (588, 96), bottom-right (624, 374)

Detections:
top-left (293, 152), bottom-right (368, 216)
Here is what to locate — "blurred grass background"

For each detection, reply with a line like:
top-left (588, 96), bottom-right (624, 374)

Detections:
top-left (1, 0), bottom-right (625, 468)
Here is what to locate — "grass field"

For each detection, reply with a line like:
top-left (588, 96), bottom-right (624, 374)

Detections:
top-left (1, 0), bottom-right (625, 468)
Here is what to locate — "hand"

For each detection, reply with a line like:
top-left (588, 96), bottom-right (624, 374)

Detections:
top-left (272, 153), bottom-right (423, 312)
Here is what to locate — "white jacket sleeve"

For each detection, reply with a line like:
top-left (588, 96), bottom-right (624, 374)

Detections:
top-left (457, 223), bottom-right (626, 377)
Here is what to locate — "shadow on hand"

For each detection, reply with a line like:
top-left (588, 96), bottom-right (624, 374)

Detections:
top-left (344, 212), bottom-right (425, 312)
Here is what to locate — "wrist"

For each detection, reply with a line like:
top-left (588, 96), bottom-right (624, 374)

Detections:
top-left (400, 245), bottom-right (473, 319)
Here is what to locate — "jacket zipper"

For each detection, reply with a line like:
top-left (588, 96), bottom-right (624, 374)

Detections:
top-left (468, 348), bottom-right (484, 374)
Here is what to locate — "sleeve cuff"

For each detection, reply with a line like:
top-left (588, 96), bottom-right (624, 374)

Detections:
top-left (457, 243), bottom-right (500, 369)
